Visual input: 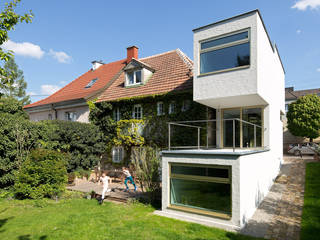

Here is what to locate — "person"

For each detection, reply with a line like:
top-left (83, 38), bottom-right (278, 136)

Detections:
top-left (122, 167), bottom-right (137, 192)
top-left (99, 172), bottom-right (111, 204)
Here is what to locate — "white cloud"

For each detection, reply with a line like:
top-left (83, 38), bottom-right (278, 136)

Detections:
top-left (292, 0), bottom-right (320, 10)
top-left (27, 92), bottom-right (37, 96)
top-left (296, 29), bottom-right (302, 34)
top-left (59, 80), bottom-right (67, 85)
top-left (317, 68), bottom-right (320, 72)
top-left (49, 49), bottom-right (72, 63)
top-left (41, 85), bottom-right (61, 95)
top-left (2, 40), bottom-right (45, 59)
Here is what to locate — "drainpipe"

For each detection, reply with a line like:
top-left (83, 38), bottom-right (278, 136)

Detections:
top-left (52, 104), bottom-right (57, 120)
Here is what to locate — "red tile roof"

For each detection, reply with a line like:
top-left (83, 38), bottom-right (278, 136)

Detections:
top-left (285, 87), bottom-right (320, 101)
top-left (97, 49), bottom-right (193, 102)
top-left (24, 59), bottom-right (127, 109)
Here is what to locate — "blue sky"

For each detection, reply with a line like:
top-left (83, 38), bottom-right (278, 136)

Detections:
top-left (2, 0), bottom-right (320, 103)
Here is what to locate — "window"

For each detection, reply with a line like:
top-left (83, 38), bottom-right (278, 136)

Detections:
top-left (170, 164), bottom-right (231, 218)
top-left (112, 146), bottom-right (124, 163)
top-left (157, 102), bottom-right (164, 116)
top-left (222, 107), bottom-right (262, 148)
top-left (133, 104), bottom-right (143, 119)
top-left (65, 112), bottom-right (77, 121)
top-left (285, 104), bottom-right (289, 113)
top-left (181, 100), bottom-right (191, 112)
top-left (113, 108), bottom-right (121, 121)
top-left (169, 101), bottom-right (176, 114)
top-left (200, 30), bottom-right (250, 74)
top-left (85, 78), bottom-right (98, 88)
top-left (127, 70), bottom-right (142, 86)
top-left (48, 114), bottom-right (53, 120)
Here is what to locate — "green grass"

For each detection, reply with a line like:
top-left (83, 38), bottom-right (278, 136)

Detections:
top-left (301, 162), bottom-right (320, 240)
top-left (0, 196), bottom-right (260, 240)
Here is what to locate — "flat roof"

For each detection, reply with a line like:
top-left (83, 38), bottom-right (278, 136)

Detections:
top-left (162, 148), bottom-right (269, 156)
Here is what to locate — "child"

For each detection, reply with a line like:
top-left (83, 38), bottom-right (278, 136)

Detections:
top-left (122, 167), bottom-right (137, 192)
top-left (99, 172), bottom-right (111, 203)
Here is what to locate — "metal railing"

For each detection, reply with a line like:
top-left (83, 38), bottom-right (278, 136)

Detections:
top-left (168, 118), bottom-right (262, 152)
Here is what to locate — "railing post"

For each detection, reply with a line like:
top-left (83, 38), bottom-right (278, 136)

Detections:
top-left (168, 123), bottom-right (171, 151)
top-left (206, 120), bottom-right (209, 149)
top-left (198, 127), bottom-right (200, 150)
top-left (254, 125), bottom-right (256, 148)
top-left (233, 119), bottom-right (235, 152)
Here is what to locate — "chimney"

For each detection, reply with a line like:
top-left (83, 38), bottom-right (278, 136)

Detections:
top-left (92, 60), bottom-right (104, 71)
top-left (127, 46), bottom-right (138, 63)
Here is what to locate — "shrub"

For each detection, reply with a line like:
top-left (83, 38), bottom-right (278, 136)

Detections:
top-left (38, 120), bottom-right (106, 172)
top-left (14, 149), bottom-right (67, 199)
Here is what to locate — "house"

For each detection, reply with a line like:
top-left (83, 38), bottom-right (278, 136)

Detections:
top-left (23, 49), bottom-right (133, 122)
top-left (156, 10), bottom-right (285, 231)
top-left (94, 47), bottom-right (212, 164)
top-left (283, 87), bottom-right (320, 147)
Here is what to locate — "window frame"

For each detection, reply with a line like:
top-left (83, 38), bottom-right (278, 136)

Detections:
top-left (199, 28), bottom-right (251, 76)
top-left (157, 101), bottom-right (164, 116)
top-left (168, 163), bottom-right (232, 219)
top-left (169, 101), bottom-right (176, 114)
top-left (85, 78), bottom-right (98, 88)
top-left (112, 146), bottom-right (124, 163)
top-left (65, 112), bottom-right (77, 122)
top-left (132, 104), bottom-right (143, 119)
top-left (126, 70), bottom-right (143, 86)
top-left (113, 108), bottom-right (121, 121)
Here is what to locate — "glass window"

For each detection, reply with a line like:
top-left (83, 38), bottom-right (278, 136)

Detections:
top-left (65, 112), bottom-right (77, 122)
top-left (113, 108), bottom-right (121, 121)
top-left (223, 109), bottom-right (240, 148)
top-left (157, 102), bottom-right (164, 116)
top-left (242, 108), bottom-right (262, 148)
top-left (200, 42), bottom-right (250, 74)
top-left (85, 78), bottom-right (98, 88)
top-left (201, 31), bottom-right (248, 50)
top-left (48, 114), bottom-right (52, 120)
top-left (135, 71), bottom-right (142, 83)
top-left (133, 104), bottom-right (142, 119)
top-left (169, 102), bottom-right (175, 114)
top-left (112, 146), bottom-right (124, 163)
top-left (170, 164), bottom-right (231, 215)
top-left (128, 72), bottom-right (134, 85)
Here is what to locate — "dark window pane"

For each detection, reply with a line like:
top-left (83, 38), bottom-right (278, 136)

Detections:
top-left (128, 72), bottom-right (134, 84)
top-left (223, 109), bottom-right (240, 148)
top-left (135, 71), bottom-right (141, 83)
top-left (201, 31), bottom-right (248, 50)
top-left (242, 108), bottom-right (262, 147)
top-left (170, 179), bottom-right (231, 213)
top-left (171, 165), bottom-right (229, 178)
top-left (200, 42), bottom-right (250, 74)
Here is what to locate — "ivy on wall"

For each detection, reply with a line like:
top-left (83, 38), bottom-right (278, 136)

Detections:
top-left (89, 91), bottom-right (211, 151)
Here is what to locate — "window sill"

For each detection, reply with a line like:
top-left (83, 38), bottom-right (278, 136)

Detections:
top-left (125, 83), bottom-right (144, 88)
top-left (168, 205), bottom-right (231, 220)
top-left (198, 65), bottom-right (250, 78)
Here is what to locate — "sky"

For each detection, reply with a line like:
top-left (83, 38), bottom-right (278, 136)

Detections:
top-left (1, 0), bottom-right (320, 103)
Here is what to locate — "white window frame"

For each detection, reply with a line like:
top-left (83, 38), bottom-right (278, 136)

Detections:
top-left (126, 70), bottom-right (143, 86)
top-left (112, 146), bottom-right (124, 163)
top-left (133, 104), bottom-right (143, 119)
top-left (169, 101), bottom-right (175, 114)
top-left (113, 108), bottom-right (121, 121)
top-left (65, 112), bottom-right (77, 121)
top-left (157, 102), bottom-right (164, 116)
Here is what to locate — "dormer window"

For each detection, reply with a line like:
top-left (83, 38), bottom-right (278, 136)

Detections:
top-left (127, 70), bottom-right (142, 86)
top-left (85, 78), bottom-right (98, 88)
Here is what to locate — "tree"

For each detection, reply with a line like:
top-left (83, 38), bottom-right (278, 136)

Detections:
top-left (1, 58), bottom-right (30, 105)
top-left (0, 0), bottom-right (33, 94)
top-left (287, 94), bottom-right (320, 142)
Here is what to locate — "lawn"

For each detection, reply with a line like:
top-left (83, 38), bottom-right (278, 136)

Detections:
top-left (300, 162), bottom-right (320, 240)
top-left (0, 194), bottom-right (261, 240)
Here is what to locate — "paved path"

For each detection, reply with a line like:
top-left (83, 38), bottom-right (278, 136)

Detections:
top-left (241, 155), bottom-right (316, 240)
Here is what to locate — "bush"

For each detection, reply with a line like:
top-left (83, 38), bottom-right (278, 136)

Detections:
top-left (14, 149), bottom-right (67, 199)
top-left (38, 120), bottom-right (106, 172)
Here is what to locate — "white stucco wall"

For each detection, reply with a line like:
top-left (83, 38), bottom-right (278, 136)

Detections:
top-left (27, 105), bottom-right (90, 123)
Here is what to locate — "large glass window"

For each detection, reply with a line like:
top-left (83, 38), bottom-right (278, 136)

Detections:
top-left (223, 109), bottom-right (240, 148)
top-left (200, 30), bottom-right (250, 74)
top-left (170, 164), bottom-right (231, 217)
top-left (242, 108), bottom-right (262, 148)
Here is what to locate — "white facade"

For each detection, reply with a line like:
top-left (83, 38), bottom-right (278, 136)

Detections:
top-left (27, 104), bottom-right (90, 123)
top-left (158, 10), bottom-right (285, 231)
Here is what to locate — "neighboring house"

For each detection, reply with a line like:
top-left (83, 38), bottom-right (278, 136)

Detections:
top-left (284, 87), bottom-right (320, 146)
top-left (95, 48), bottom-right (212, 164)
top-left (157, 10), bottom-right (285, 231)
top-left (23, 49), bottom-right (135, 122)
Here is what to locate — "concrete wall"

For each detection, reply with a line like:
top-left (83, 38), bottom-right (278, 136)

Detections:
top-left (28, 105), bottom-right (90, 123)
top-left (239, 150), bottom-right (281, 226)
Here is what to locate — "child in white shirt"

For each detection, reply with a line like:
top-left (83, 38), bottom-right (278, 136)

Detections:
top-left (99, 173), bottom-right (111, 203)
